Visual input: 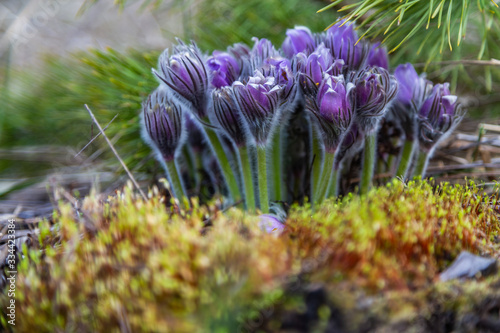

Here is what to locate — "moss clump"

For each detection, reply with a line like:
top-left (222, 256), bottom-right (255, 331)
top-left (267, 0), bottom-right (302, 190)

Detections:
top-left (2, 180), bottom-right (499, 331)
top-left (290, 179), bottom-right (499, 290)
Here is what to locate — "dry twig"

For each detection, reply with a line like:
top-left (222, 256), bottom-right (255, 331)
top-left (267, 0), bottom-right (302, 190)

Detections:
top-left (84, 104), bottom-right (147, 201)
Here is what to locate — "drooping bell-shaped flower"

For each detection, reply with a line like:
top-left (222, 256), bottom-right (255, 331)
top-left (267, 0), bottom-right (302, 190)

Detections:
top-left (282, 26), bottom-right (316, 58)
top-left (210, 86), bottom-right (247, 147)
top-left (207, 51), bottom-right (240, 88)
top-left (366, 42), bottom-right (389, 69)
top-left (232, 70), bottom-right (284, 146)
top-left (320, 20), bottom-right (367, 70)
top-left (305, 74), bottom-right (354, 153)
top-left (418, 83), bottom-right (464, 153)
top-left (154, 40), bottom-right (210, 118)
top-left (352, 66), bottom-right (398, 134)
top-left (142, 87), bottom-right (186, 162)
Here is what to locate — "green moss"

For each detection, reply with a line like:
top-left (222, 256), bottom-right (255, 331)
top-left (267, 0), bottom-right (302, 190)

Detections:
top-left (3, 180), bottom-right (499, 331)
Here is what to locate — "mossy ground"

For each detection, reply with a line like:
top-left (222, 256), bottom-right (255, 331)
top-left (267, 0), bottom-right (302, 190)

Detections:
top-left (2, 180), bottom-right (500, 332)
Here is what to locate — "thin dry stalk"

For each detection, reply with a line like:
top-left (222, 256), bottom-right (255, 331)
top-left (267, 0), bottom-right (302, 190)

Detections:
top-left (84, 104), bottom-right (147, 201)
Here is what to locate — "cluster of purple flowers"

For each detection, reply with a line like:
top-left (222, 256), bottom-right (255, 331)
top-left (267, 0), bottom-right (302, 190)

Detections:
top-left (141, 21), bottom-right (464, 214)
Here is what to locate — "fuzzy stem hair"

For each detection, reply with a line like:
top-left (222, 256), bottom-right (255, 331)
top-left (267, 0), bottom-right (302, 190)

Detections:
top-left (270, 124), bottom-right (285, 203)
top-left (256, 146), bottom-right (270, 213)
top-left (311, 126), bottom-right (324, 202)
top-left (165, 159), bottom-right (189, 209)
top-left (413, 149), bottom-right (430, 179)
top-left (239, 145), bottom-right (256, 213)
top-left (395, 139), bottom-right (417, 180)
top-left (204, 127), bottom-right (242, 203)
top-left (314, 151), bottom-right (335, 205)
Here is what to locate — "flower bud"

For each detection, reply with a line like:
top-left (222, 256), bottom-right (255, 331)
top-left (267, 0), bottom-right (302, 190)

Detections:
top-left (210, 87), bottom-right (247, 147)
top-left (392, 63), bottom-right (432, 141)
top-left (233, 70), bottom-right (283, 146)
top-left (154, 40), bottom-right (210, 118)
top-left (282, 26), bottom-right (315, 58)
top-left (320, 20), bottom-right (368, 70)
top-left (248, 37), bottom-right (281, 73)
top-left (207, 51), bottom-right (240, 88)
top-left (394, 63), bottom-right (429, 107)
top-left (352, 67), bottom-right (398, 133)
top-left (418, 83), bottom-right (464, 152)
top-left (228, 42), bottom-right (251, 61)
top-left (142, 88), bottom-right (185, 162)
top-left (366, 43), bottom-right (389, 69)
top-left (305, 74), bottom-right (354, 152)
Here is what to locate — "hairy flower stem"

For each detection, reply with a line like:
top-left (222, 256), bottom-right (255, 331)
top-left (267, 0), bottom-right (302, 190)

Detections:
top-left (326, 167), bottom-right (340, 198)
top-left (165, 159), bottom-right (189, 209)
top-left (413, 150), bottom-right (429, 179)
top-left (239, 145), bottom-right (256, 213)
top-left (395, 139), bottom-right (416, 180)
top-left (257, 146), bottom-right (270, 213)
top-left (311, 128), bottom-right (324, 201)
top-left (314, 152), bottom-right (335, 205)
top-left (360, 133), bottom-right (376, 195)
top-left (270, 126), bottom-right (284, 202)
top-left (204, 127), bottom-right (241, 202)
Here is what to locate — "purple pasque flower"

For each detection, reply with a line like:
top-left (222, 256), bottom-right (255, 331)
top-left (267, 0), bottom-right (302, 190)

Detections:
top-left (228, 42), bottom-right (251, 61)
top-left (282, 26), bottom-right (316, 58)
top-left (263, 56), bottom-right (298, 104)
top-left (232, 70), bottom-right (284, 146)
top-left (209, 86), bottom-right (247, 147)
top-left (293, 44), bottom-right (344, 94)
top-left (247, 37), bottom-right (281, 73)
top-left (352, 66), bottom-right (398, 133)
top-left (305, 74), bottom-right (354, 153)
top-left (207, 51), bottom-right (240, 88)
top-left (142, 87), bottom-right (185, 162)
top-left (258, 214), bottom-right (285, 233)
top-left (392, 63), bottom-right (432, 141)
top-left (394, 63), bottom-right (430, 107)
top-left (418, 83), bottom-right (464, 153)
top-left (320, 20), bottom-right (367, 70)
top-left (367, 42), bottom-right (389, 69)
top-left (227, 42), bottom-right (251, 78)
top-left (154, 40), bottom-right (210, 118)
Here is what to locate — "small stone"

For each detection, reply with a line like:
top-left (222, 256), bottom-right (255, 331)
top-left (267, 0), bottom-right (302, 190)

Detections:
top-left (439, 251), bottom-right (497, 282)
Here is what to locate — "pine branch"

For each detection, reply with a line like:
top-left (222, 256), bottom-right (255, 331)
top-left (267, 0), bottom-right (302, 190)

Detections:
top-left (319, 0), bottom-right (500, 63)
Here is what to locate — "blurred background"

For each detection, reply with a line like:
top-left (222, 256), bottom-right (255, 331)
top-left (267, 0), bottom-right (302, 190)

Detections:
top-left (1, 0), bottom-right (499, 217)
top-left (0, 0), bottom-right (333, 216)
